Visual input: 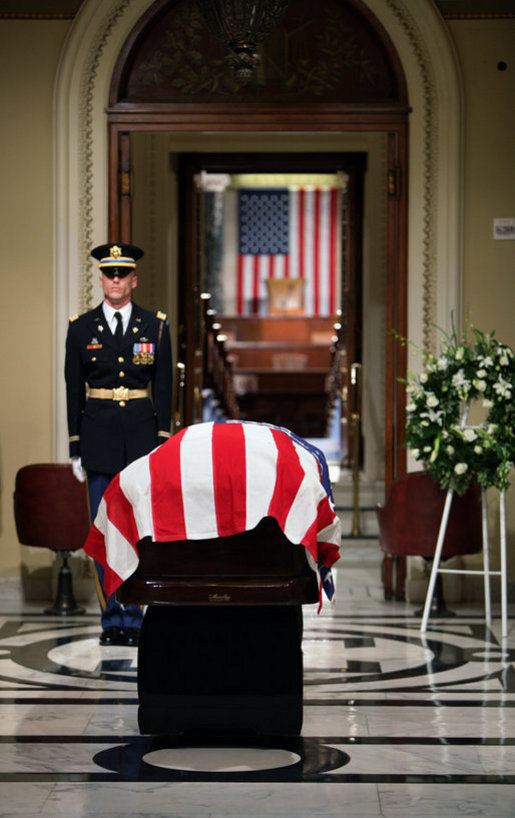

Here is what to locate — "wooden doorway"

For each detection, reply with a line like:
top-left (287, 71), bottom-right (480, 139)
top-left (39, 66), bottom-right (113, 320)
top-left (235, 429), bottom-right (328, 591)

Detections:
top-left (106, 0), bottom-right (409, 488)
top-left (176, 151), bottom-right (364, 459)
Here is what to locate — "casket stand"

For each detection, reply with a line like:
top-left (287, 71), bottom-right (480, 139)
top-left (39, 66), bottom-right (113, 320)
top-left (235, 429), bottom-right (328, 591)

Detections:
top-left (117, 516), bottom-right (319, 737)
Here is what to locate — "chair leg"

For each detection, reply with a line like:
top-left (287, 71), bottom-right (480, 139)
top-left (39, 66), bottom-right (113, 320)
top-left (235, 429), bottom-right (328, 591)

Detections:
top-left (44, 551), bottom-right (85, 616)
top-left (395, 557), bottom-right (406, 601)
top-left (382, 555), bottom-right (393, 600)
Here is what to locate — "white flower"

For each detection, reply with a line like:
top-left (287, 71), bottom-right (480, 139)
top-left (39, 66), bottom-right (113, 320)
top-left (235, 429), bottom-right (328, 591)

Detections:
top-left (404, 328), bottom-right (514, 491)
top-left (411, 449), bottom-right (420, 459)
top-left (421, 408), bottom-right (443, 425)
top-left (493, 379), bottom-right (511, 398)
top-left (452, 370), bottom-right (470, 391)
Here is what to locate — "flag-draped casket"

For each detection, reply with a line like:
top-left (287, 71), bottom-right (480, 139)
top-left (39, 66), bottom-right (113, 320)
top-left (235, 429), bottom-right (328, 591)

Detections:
top-left (84, 421), bottom-right (341, 604)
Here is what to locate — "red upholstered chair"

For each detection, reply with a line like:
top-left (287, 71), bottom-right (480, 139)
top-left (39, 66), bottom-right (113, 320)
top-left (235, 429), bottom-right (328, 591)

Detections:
top-left (13, 464), bottom-right (90, 615)
top-left (376, 471), bottom-right (482, 601)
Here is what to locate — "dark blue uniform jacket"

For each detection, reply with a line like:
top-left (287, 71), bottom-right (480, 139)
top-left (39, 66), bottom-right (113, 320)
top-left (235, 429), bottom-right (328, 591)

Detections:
top-left (65, 302), bottom-right (173, 474)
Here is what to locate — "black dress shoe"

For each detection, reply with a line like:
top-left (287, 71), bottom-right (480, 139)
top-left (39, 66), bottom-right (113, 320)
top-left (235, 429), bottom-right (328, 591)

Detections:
top-left (99, 626), bottom-right (124, 646)
top-left (123, 627), bottom-right (140, 647)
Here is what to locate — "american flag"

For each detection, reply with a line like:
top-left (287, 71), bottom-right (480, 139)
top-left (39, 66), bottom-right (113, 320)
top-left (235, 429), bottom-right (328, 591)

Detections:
top-left (84, 421), bottom-right (341, 605)
top-left (237, 187), bottom-right (341, 316)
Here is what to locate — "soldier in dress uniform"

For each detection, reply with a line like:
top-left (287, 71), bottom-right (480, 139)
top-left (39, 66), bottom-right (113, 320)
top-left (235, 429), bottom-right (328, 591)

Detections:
top-left (65, 242), bottom-right (173, 646)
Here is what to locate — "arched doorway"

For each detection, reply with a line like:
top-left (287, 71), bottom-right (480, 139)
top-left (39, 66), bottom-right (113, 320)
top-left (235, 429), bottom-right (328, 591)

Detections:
top-left (53, 0), bottom-right (464, 495)
top-left (106, 0), bottom-right (408, 485)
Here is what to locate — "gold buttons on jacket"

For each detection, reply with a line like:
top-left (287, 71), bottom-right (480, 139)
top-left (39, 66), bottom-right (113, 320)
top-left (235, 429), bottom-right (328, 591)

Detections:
top-left (119, 401), bottom-right (126, 407)
top-left (119, 371), bottom-right (125, 378)
top-left (118, 356), bottom-right (124, 362)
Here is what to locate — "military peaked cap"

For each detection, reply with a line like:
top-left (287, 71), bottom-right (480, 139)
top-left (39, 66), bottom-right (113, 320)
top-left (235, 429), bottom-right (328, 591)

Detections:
top-left (91, 243), bottom-right (144, 270)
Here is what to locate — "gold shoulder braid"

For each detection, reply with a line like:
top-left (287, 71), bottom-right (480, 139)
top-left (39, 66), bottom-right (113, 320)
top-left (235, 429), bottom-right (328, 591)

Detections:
top-left (156, 310), bottom-right (167, 345)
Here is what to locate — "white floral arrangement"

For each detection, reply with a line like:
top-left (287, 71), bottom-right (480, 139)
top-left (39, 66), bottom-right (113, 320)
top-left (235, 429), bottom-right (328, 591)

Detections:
top-left (401, 321), bottom-right (515, 494)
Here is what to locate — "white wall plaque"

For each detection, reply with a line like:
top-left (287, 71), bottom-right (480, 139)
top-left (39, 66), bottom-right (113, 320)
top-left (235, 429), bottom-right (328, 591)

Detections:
top-left (493, 217), bottom-right (515, 240)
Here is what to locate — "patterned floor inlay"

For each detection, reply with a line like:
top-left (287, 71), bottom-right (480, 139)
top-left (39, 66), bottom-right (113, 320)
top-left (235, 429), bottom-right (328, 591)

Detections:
top-left (0, 546), bottom-right (513, 816)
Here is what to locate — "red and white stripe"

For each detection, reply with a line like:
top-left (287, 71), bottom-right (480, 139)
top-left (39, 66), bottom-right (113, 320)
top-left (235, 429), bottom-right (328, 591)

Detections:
top-left (237, 187), bottom-right (340, 316)
top-left (84, 422), bottom-right (341, 600)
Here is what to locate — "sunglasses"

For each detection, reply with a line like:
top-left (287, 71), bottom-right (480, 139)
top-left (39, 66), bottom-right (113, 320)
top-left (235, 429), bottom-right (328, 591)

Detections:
top-left (102, 268), bottom-right (133, 279)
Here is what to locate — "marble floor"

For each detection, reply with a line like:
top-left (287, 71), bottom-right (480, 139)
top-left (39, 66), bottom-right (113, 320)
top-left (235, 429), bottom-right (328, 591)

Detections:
top-left (0, 544), bottom-right (513, 817)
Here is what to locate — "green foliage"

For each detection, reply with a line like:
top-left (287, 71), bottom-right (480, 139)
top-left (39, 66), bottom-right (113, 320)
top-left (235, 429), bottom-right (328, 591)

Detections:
top-left (399, 320), bottom-right (515, 493)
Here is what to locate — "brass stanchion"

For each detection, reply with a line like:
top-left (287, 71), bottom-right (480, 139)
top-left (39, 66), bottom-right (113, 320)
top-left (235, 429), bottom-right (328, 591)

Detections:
top-left (340, 364), bottom-right (348, 467)
top-left (173, 361), bottom-right (186, 432)
top-left (350, 363), bottom-right (362, 536)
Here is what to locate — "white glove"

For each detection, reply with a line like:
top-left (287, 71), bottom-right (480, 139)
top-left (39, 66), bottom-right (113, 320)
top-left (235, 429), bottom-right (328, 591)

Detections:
top-left (71, 457), bottom-right (87, 483)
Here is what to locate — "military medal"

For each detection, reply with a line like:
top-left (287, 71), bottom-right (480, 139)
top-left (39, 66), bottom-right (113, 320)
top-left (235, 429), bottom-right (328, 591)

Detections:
top-left (87, 337), bottom-right (102, 349)
top-left (133, 342), bottom-right (155, 365)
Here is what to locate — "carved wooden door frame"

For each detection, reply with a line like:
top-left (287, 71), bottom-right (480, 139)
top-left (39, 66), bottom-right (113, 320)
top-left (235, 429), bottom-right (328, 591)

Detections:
top-left (176, 151), bottom-right (366, 445)
top-left (107, 117), bottom-right (407, 489)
